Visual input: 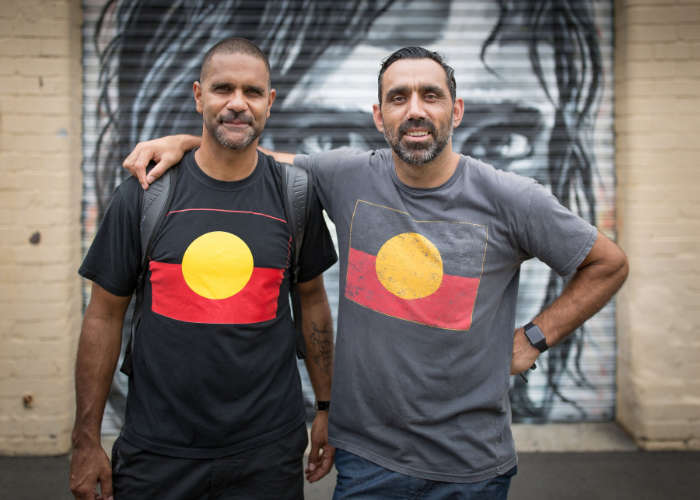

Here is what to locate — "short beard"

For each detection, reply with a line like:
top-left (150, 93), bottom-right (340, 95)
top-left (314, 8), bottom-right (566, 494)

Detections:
top-left (384, 118), bottom-right (451, 166)
top-left (213, 126), bottom-right (258, 151)
top-left (207, 110), bottom-right (260, 151)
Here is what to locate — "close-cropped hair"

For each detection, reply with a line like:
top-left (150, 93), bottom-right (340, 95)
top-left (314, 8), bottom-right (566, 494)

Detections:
top-left (199, 36), bottom-right (271, 85)
top-left (377, 46), bottom-right (457, 104)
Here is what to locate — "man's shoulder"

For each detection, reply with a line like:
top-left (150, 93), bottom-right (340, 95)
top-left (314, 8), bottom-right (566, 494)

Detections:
top-left (297, 147), bottom-right (388, 171)
top-left (461, 155), bottom-right (535, 194)
top-left (109, 174), bottom-right (144, 211)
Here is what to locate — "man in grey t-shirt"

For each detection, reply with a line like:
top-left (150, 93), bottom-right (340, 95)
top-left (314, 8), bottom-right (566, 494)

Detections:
top-left (125, 46), bottom-right (628, 499)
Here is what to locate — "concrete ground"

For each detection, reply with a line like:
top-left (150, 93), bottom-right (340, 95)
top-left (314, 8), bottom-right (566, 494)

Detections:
top-left (2, 424), bottom-right (699, 499)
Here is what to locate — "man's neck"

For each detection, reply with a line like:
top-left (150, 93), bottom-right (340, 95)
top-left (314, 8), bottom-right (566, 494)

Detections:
top-left (194, 135), bottom-right (259, 182)
top-left (392, 145), bottom-right (461, 189)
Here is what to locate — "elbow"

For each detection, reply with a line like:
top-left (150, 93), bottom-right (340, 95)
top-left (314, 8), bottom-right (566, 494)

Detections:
top-left (610, 246), bottom-right (630, 291)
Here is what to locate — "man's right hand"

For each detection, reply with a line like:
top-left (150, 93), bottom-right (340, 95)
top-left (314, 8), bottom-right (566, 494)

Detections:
top-left (69, 440), bottom-right (113, 500)
top-left (123, 134), bottom-right (200, 189)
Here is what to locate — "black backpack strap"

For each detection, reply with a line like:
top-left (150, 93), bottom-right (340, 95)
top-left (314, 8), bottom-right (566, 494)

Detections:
top-left (278, 162), bottom-right (311, 359)
top-left (120, 166), bottom-right (179, 375)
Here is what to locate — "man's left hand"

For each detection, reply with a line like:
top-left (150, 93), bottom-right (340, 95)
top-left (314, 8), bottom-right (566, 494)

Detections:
top-left (305, 411), bottom-right (335, 482)
top-left (511, 327), bottom-right (540, 375)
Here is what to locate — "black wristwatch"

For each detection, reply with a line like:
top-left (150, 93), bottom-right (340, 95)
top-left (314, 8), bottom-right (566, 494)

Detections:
top-left (315, 400), bottom-right (330, 412)
top-left (524, 322), bottom-right (548, 352)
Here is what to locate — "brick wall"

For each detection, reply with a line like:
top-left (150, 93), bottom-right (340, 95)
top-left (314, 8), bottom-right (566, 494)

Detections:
top-left (0, 0), bottom-right (82, 455)
top-left (615, 0), bottom-right (700, 450)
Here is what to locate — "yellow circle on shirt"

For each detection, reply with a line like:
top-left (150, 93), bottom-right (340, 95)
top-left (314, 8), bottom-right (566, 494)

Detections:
top-left (375, 232), bottom-right (443, 300)
top-left (181, 231), bottom-right (254, 299)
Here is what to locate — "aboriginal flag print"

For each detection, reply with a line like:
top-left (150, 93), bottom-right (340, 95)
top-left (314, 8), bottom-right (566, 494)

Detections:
top-left (149, 208), bottom-right (287, 324)
top-left (345, 200), bottom-right (487, 331)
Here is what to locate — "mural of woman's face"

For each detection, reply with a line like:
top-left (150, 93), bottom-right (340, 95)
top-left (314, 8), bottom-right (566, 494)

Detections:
top-left (273, 2), bottom-right (555, 184)
top-left (85, 0), bottom-right (614, 428)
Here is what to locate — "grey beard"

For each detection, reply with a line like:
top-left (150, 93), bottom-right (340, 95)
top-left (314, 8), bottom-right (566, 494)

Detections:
top-left (384, 115), bottom-right (452, 166)
top-left (385, 128), bottom-right (451, 166)
top-left (390, 135), bottom-right (449, 166)
top-left (214, 125), bottom-right (258, 151)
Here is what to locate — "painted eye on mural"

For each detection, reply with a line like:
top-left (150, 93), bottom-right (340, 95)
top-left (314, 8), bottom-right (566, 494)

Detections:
top-left (300, 131), bottom-right (373, 153)
top-left (265, 109), bottom-right (386, 154)
top-left (461, 127), bottom-right (532, 162)
top-left (455, 102), bottom-right (544, 171)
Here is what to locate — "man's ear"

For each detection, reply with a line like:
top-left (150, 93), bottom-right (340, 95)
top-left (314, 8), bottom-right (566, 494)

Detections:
top-left (372, 103), bottom-right (385, 134)
top-left (193, 81), bottom-right (203, 114)
top-left (266, 88), bottom-right (277, 118)
top-left (452, 97), bottom-right (464, 129)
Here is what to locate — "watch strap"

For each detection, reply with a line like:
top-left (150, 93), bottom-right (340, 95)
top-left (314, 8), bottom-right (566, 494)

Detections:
top-left (315, 400), bottom-right (330, 411)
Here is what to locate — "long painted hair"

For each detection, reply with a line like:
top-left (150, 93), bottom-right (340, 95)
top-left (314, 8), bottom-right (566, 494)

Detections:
top-left (482, 0), bottom-right (604, 420)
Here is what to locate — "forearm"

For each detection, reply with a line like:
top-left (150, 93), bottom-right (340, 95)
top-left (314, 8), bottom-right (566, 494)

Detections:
top-left (511, 232), bottom-right (628, 374)
top-left (176, 134), bottom-right (202, 151)
top-left (72, 293), bottom-right (128, 446)
top-left (298, 278), bottom-right (333, 401)
top-left (533, 233), bottom-right (628, 347)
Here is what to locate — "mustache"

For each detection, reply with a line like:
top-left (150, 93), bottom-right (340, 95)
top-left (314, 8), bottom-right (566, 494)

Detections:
top-left (218, 110), bottom-right (253, 124)
top-left (398, 118), bottom-right (436, 137)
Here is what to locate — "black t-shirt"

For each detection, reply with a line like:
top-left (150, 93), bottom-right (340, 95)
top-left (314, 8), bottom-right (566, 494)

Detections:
top-left (80, 151), bottom-right (337, 458)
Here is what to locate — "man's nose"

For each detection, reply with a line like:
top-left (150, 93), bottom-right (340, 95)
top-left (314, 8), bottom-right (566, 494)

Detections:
top-left (226, 91), bottom-right (247, 112)
top-left (406, 93), bottom-right (427, 119)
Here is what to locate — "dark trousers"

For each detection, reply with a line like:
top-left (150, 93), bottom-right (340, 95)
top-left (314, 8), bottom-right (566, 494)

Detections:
top-left (111, 425), bottom-right (308, 500)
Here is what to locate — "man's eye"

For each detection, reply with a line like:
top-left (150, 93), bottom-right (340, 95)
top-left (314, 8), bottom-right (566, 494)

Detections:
top-left (391, 95), bottom-right (406, 104)
top-left (299, 132), bottom-right (371, 153)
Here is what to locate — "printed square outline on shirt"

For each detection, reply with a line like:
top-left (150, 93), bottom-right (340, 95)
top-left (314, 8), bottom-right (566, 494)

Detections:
top-left (345, 200), bottom-right (488, 331)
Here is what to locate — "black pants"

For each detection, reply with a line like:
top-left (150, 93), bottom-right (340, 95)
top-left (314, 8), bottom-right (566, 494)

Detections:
top-left (111, 425), bottom-right (308, 500)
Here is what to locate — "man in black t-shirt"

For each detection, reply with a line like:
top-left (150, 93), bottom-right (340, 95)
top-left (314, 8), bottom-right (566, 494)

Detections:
top-left (70, 38), bottom-right (337, 500)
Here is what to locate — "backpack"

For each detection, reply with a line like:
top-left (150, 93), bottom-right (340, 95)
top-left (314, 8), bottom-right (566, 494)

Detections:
top-left (120, 160), bottom-right (311, 376)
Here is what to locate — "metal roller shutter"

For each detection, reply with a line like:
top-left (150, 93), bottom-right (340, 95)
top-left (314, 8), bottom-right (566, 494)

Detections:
top-left (81, 0), bottom-right (616, 433)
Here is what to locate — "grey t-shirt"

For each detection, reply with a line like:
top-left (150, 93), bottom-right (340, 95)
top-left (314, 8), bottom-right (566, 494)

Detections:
top-left (296, 148), bottom-right (597, 482)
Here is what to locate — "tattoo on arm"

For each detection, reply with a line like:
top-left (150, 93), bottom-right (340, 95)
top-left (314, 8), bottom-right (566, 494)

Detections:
top-left (310, 321), bottom-right (333, 371)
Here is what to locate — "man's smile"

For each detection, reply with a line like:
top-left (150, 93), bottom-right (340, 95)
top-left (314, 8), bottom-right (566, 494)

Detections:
top-left (403, 129), bottom-right (431, 140)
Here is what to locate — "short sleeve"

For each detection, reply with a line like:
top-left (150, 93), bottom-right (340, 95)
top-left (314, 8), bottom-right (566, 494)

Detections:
top-left (295, 175), bottom-right (338, 283)
top-left (517, 182), bottom-right (598, 277)
top-left (78, 177), bottom-right (143, 296)
top-left (294, 148), bottom-right (364, 219)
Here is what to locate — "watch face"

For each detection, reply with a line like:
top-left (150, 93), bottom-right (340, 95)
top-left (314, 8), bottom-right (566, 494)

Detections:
top-left (525, 323), bottom-right (548, 352)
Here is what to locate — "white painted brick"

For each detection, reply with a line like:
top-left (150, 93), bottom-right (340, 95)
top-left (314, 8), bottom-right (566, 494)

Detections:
top-left (0, 18), bottom-right (16, 35)
top-left (17, 0), bottom-right (46, 21)
top-left (625, 0), bottom-right (676, 5)
top-left (14, 56), bottom-right (71, 77)
top-left (40, 37), bottom-right (71, 57)
top-left (627, 24), bottom-right (678, 42)
top-left (1, 113), bottom-right (72, 133)
top-left (0, 95), bottom-right (72, 114)
top-left (0, 433), bottom-right (71, 455)
top-left (0, 37), bottom-right (41, 56)
top-left (628, 5), bottom-right (700, 25)
top-left (0, 2), bottom-right (20, 19)
top-left (12, 20), bottom-right (68, 38)
top-left (653, 42), bottom-right (692, 59)
top-left (0, 300), bottom-right (72, 322)
top-left (625, 43), bottom-right (654, 60)
top-left (678, 24), bottom-right (700, 41)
